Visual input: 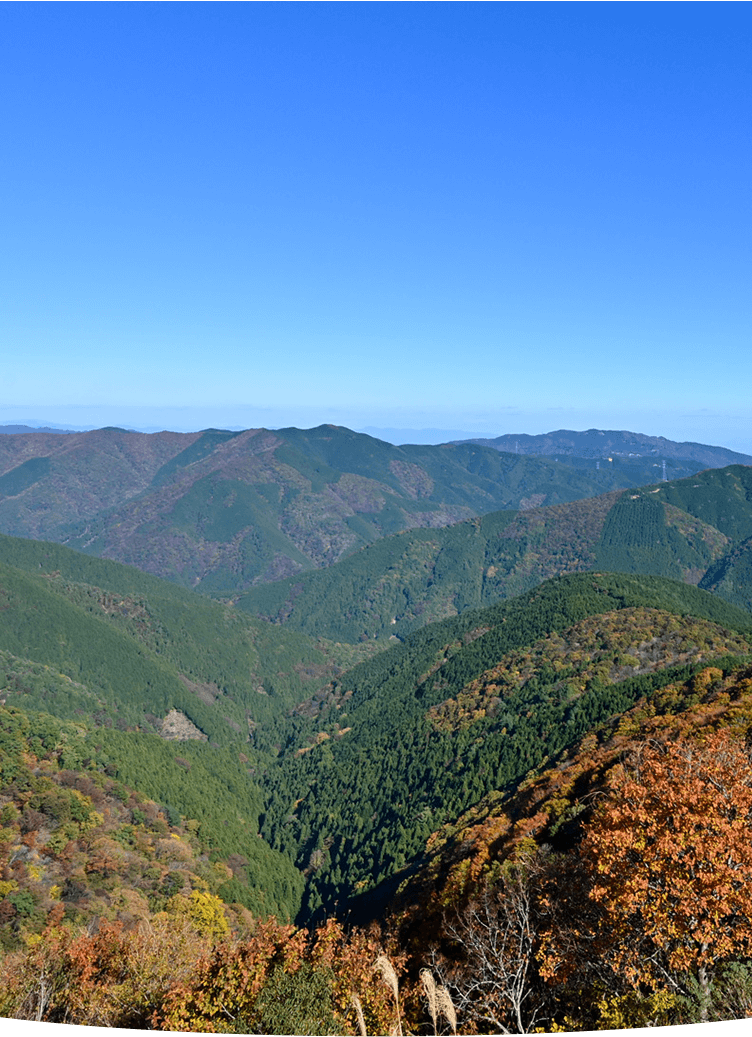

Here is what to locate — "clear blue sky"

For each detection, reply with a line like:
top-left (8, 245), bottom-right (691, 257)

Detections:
top-left (2, 2), bottom-right (751, 449)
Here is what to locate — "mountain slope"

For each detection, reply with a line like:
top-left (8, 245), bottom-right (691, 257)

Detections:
top-left (256, 572), bottom-right (752, 921)
top-left (700, 537), bottom-right (752, 612)
top-left (4, 610), bottom-right (752, 1032)
top-left (238, 465), bottom-right (752, 643)
top-left (0, 701), bottom-right (303, 935)
top-left (385, 653), bottom-right (752, 1030)
top-left (0, 533), bottom-right (367, 727)
top-left (0, 533), bottom-right (382, 919)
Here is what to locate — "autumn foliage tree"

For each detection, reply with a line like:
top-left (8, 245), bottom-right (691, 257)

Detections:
top-left (582, 726), bottom-right (752, 1019)
top-left (157, 916), bottom-right (406, 1035)
top-left (0, 915), bottom-right (210, 1028)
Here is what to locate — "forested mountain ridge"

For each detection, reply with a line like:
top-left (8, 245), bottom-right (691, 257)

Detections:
top-left (5, 655), bottom-right (750, 1028)
top-left (238, 465), bottom-right (752, 643)
top-left (0, 533), bottom-right (380, 919)
top-left (255, 572), bottom-right (752, 922)
top-left (4, 534), bottom-right (749, 933)
top-left (387, 654), bottom-right (752, 1031)
top-left (5, 635), bottom-right (752, 1031)
top-left (0, 423), bottom-right (735, 598)
top-left (0, 532), bottom-right (368, 727)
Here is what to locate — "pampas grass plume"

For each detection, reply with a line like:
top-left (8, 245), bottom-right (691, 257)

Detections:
top-left (420, 968), bottom-right (438, 1031)
top-left (437, 984), bottom-right (458, 1035)
top-left (373, 954), bottom-right (403, 1036)
top-left (351, 994), bottom-right (367, 1037)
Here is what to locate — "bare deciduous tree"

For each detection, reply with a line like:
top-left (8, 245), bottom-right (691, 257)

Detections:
top-left (440, 853), bottom-right (549, 1035)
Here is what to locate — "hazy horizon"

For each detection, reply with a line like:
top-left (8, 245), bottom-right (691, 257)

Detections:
top-left (2, 415), bottom-right (751, 457)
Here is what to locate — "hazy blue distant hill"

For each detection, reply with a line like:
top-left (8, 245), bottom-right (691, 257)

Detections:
top-left (0, 423), bottom-right (77, 434)
top-left (457, 428), bottom-right (752, 468)
top-left (356, 425), bottom-right (478, 444)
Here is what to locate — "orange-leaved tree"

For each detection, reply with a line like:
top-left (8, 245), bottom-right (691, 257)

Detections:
top-left (157, 916), bottom-right (404, 1035)
top-left (582, 726), bottom-right (752, 1018)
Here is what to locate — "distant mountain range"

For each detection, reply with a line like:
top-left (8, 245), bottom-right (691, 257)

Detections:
top-left (0, 424), bottom-right (746, 600)
top-left (456, 427), bottom-right (752, 468)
